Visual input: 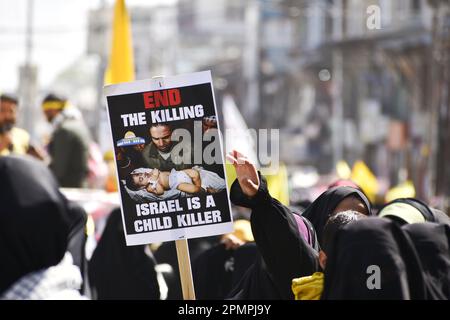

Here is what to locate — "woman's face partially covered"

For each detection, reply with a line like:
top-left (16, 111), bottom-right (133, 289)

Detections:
top-left (333, 195), bottom-right (368, 215)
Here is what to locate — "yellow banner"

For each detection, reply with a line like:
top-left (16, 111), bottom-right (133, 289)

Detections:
top-left (104, 0), bottom-right (135, 85)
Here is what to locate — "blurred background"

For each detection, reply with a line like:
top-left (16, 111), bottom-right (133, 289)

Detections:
top-left (1, 0), bottom-right (449, 212)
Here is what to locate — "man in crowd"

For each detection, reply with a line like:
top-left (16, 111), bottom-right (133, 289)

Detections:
top-left (41, 93), bottom-right (92, 188)
top-left (0, 93), bottom-right (30, 156)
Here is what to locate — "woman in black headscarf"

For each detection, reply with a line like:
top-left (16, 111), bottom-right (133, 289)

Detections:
top-left (88, 208), bottom-right (161, 299)
top-left (227, 151), bottom-right (373, 299)
top-left (301, 185), bottom-right (372, 248)
top-left (0, 155), bottom-right (86, 299)
top-left (227, 151), bottom-right (319, 299)
top-left (402, 222), bottom-right (450, 300)
top-left (322, 217), bottom-right (427, 300)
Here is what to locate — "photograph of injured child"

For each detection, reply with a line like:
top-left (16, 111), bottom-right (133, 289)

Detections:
top-left (125, 166), bottom-right (226, 197)
top-left (117, 118), bottom-right (225, 202)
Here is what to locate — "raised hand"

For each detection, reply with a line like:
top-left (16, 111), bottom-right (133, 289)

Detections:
top-left (226, 150), bottom-right (259, 198)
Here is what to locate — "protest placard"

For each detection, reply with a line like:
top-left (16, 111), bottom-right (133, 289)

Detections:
top-left (104, 71), bottom-right (233, 246)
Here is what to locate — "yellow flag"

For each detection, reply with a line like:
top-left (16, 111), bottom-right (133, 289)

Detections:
top-left (265, 163), bottom-right (290, 206)
top-left (226, 163), bottom-right (290, 206)
top-left (225, 163), bottom-right (237, 190)
top-left (385, 180), bottom-right (416, 203)
top-left (104, 0), bottom-right (135, 85)
top-left (336, 160), bottom-right (352, 180)
top-left (350, 160), bottom-right (379, 203)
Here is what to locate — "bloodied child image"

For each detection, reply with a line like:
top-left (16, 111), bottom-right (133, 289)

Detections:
top-left (118, 121), bottom-right (226, 201)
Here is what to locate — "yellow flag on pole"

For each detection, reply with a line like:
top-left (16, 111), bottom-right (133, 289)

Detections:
top-left (104, 0), bottom-right (135, 85)
top-left (226, 164), bottom-right (290, 207)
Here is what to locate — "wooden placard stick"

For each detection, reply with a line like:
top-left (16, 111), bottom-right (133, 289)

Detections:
top-left (175, 239), bottom-right (196, 300)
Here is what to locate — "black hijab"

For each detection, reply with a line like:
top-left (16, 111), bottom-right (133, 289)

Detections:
top-left (0, 155), bottom-right (80, 294)
top-left (322, 217), bottom-right (427, 300)
top-left (192, 242), bottom-right (258, 299)
top-left (88, 208), bottom-right (160, 299)
top-left (402, 222), bottom-right (450, 299)
top-left (227, 249), bottom-right (280, 300)
top-left (302, 186), bottom-right (372, 247)
top-left (229, 174), bottom-right (320, 299)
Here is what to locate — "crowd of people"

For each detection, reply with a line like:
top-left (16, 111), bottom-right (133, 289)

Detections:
top-left (0, 92), bottom-right (449, 300)
top-left (227, 150), bottom-right (450, 300)
top-left (0, 93), bottom-right (96, 188)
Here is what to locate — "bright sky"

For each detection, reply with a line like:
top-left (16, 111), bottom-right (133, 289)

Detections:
top-left (0, 0), bottom-right (177, 93)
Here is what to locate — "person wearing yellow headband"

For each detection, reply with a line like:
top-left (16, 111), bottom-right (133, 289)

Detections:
top-left (41, 93), bottom-right (92, 188)
top-left (41, 94), bottom-right (69, 122)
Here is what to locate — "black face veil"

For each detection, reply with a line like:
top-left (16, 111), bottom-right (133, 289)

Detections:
top-left (322, 217), bottom-right (427, 300)
top-left (402, 222), bottom-right (450, 300)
